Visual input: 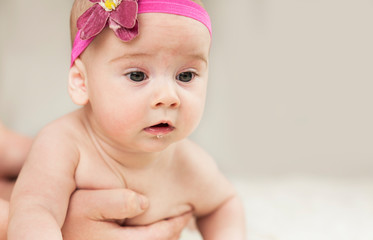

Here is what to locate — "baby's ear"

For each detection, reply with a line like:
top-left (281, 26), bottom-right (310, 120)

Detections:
top-left (68, 59), bottom-right (89, 105)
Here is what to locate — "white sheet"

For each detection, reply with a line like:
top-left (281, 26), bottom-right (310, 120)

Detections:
top-left (181, 175), bottom-right (373, 240)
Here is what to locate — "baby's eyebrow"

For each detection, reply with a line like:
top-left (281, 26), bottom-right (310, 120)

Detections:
top-left (109, 52), bottom-right (152, 63)
top-left (188, 53), bottom-right (208, 66)
top-left (109, 52), bottom-right (208, 66)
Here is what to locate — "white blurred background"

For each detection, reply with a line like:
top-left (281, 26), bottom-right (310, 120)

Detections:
top-left (2, 0), bottom-right (372, 178)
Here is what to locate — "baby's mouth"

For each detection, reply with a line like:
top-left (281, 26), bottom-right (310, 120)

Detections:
top-left (144, 122), bottom-right (175, 135)
top-left (153, 123), bottom-right (170, 128)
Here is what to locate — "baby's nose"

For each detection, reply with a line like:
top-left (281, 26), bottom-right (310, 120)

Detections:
top-left (151, 81), bottom-right (180, 109)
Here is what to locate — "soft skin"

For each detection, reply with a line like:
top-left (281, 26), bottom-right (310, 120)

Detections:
top-left (0, 123), bottom-right (191, 240)
top-left (8, 13), bottom-right (246, 240)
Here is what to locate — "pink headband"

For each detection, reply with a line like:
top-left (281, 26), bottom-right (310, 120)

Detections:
top-left (71, 0), bottom-right (212, 66)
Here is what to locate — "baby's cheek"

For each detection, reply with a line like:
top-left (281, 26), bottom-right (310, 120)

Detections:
top-left (185, 103), bottom-right (205, 132)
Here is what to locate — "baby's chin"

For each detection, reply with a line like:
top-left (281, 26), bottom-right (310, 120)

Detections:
top-left (138, 136), bottom-right (181, 153)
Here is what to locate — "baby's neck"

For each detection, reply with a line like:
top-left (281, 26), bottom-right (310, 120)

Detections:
top-left (93, 136), bottom-right (174, 170)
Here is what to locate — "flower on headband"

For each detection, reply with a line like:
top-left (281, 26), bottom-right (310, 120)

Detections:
top-left (77, 0), bottom-right (139, 42)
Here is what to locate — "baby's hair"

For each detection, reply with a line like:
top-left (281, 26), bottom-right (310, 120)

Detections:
top-left (70, 0), bottom-right (204, 45)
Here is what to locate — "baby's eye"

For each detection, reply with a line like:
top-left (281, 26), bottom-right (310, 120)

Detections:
top-left (176, 72), bottom-right (195, 82)
top-left (126, 71), bottom-right (147, 82)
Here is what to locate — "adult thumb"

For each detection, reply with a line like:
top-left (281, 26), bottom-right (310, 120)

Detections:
top-left (70, 188), bottom-right (149, 221)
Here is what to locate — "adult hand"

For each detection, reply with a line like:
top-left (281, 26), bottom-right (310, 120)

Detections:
top-left (0, 179), bottom-right (14, 201)
top-left (0, 177), bottom-right (16, 240)
top-left (62, 189), bottom-right (192, 240)
top-left (0, 123), bottom-right (32, 179)
top-left (0, 199), bottom-right (8, 240)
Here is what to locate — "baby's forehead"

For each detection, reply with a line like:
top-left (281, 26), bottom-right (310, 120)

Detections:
top-left (98, 14), bottom-right (210, 52)
top-left (91, 19), bottom-right (210, 65)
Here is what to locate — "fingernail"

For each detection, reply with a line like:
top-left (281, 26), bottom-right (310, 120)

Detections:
top-left (138, 195), bottom-right (149, 210)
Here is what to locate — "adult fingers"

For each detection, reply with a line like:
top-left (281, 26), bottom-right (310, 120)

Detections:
top-left (151, 212), bottom-right (193, 240)
top-left (62, 188), bottom-right (149, 240)
top-left (112, 212), bottom-right (193, 240)
top-left (69, 188), bottom-right (149, 221)
top-left (63, 189), bottom-right (192, 240)
top-left (0, 179), bottom-right (15, 201)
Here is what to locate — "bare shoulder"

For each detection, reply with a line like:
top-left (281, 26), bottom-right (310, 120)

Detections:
top-left (36, 109), bottom-right (85, 142)
top-left (37, 110), bottom-right (85, 139)
top-left (173, 139), bottom-right (236, 216)
top-left (29, 109), bottom-right (87, 165)
top-left (12, 110), bottom-right (86, 199)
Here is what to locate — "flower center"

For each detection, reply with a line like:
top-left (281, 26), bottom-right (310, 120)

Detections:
top-left (100, 0), bottom-right (121, 11)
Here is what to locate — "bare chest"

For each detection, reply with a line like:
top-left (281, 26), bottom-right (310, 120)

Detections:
top-left (74, 152), bottom-right (193, 225)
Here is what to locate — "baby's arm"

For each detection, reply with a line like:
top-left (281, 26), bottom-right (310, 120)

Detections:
top-left (8, 126), bottom-right (78, 240)
top-left (178, 140), bottom-right (246, 240)
top-left (197, 194), bottom-right (246, 240)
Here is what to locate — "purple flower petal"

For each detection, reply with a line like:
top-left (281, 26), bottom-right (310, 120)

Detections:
top-left (112, 20), bottom-right (139, 42)
top-left (77, 4), bottom-right (99, 30)
top-left (110, 1), bottom-right (138, 28)
top-left (79, 5), bottom-right (110, 40)
top-left (89, 0), bottom-right (101, 3)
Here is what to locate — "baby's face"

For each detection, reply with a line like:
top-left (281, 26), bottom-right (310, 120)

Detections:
top-left (81, 13), bottom-right (211, 152)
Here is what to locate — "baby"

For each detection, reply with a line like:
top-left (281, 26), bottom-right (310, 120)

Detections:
top-left (8, 0), bottom-right (246, 239)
